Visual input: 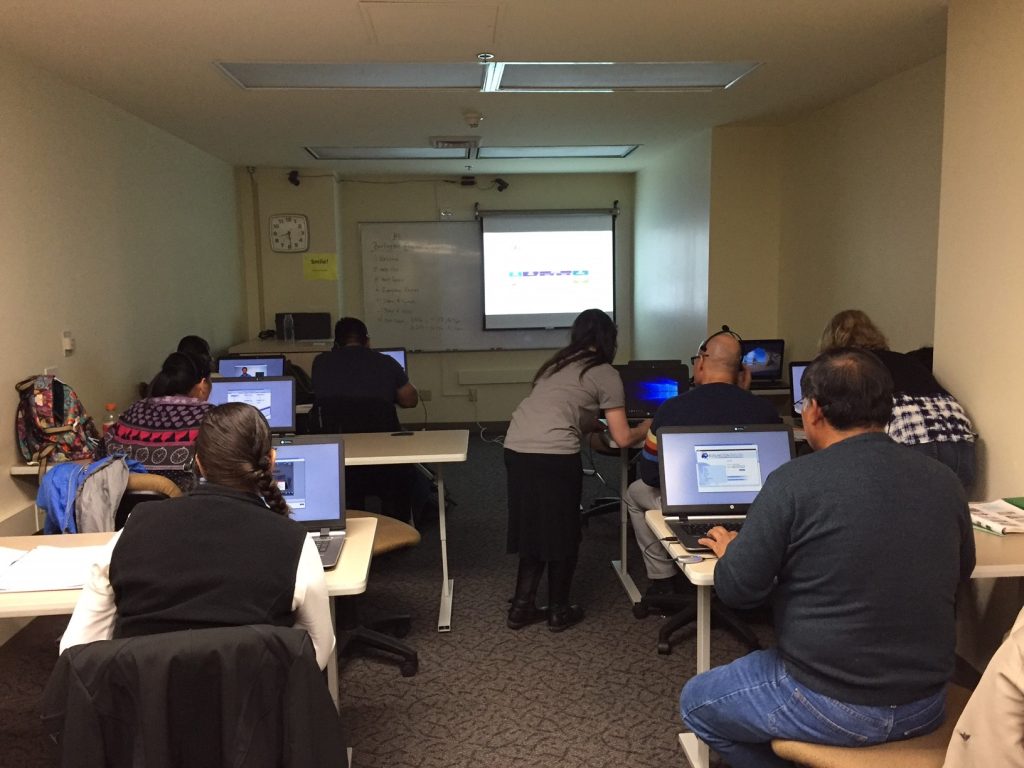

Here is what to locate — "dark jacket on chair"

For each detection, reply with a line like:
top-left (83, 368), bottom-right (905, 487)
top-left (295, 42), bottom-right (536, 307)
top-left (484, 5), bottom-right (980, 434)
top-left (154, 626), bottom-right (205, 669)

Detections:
top-left (42, 625), bottom-right (345, 768)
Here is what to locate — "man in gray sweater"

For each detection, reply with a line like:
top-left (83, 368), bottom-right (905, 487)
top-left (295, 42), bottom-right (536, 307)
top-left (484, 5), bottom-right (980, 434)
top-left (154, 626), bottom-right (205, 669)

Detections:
top-left (680, 348), bottom-right (975, 768)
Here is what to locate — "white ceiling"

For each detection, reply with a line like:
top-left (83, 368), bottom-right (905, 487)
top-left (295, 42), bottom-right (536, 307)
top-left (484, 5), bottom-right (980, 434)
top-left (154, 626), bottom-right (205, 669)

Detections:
top-left (0, 0), bottom-right (948, 175)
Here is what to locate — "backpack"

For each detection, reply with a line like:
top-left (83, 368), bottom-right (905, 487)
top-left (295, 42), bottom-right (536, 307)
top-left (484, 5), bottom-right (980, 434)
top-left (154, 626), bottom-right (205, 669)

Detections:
top-left (15, 375), bottom-right (101, 474)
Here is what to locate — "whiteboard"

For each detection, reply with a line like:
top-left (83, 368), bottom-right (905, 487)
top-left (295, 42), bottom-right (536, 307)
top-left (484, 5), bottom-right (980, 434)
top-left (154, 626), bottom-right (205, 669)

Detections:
top-left (360, 221), bottom-right (569, 351)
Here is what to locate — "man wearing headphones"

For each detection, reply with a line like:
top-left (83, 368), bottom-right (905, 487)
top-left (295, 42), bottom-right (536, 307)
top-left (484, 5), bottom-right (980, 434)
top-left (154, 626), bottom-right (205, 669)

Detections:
top-left (623, 327), bottom-right (781, 597)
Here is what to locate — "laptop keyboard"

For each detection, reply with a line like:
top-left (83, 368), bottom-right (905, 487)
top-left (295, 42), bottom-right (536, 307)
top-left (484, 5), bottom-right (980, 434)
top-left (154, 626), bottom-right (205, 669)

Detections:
top-left (673, 520), bottom-right (743, 537)
top-left (314, 537), bottom-right (332, 553)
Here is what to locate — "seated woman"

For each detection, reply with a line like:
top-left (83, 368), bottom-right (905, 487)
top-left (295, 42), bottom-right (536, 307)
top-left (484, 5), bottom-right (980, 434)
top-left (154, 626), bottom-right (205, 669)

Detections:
top-left (819, 309), bottom-right (976, 490)
top-left (60, 402), bottom-right (334, 669)
top-left (98, 351), bottom-right (214, 491)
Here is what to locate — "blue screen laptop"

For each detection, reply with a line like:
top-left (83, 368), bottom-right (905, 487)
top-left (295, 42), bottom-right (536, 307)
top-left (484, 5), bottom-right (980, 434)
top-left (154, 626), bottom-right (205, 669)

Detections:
top-left (217, 355), bottom-right (285, 378)
top-left (741, 339), bottom-right (786, 388)
top-left (272, 435), bottom-right (346, 568)
top-left (208, 377), bottom-right (296, 433)
top-left (658, 424), bottom-right (795, 551)
top-left (376, 347), bottom-right (408, 373)
top-left (615, 363), bottom-right (690, 419)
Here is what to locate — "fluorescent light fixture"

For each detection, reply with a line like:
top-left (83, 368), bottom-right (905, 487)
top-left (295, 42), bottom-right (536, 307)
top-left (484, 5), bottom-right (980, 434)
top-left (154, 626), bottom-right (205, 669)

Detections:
top-left (219, 62), bottom-right (483, 89)
top-left (305, 146), bottom-right (470, 160)
top-left (476, 145), bottom-right (639, 159)
top-left (219, 60), bottom-right (760, 93)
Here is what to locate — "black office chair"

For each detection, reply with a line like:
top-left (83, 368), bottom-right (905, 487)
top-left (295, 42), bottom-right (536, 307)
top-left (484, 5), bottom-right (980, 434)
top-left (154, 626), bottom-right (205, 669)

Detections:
top-left (314, 396), bottom-right (416, 522)
top-left (113, 473), bottom-right (181, 530)
top-left (636, 589), bottom-right (762, 655)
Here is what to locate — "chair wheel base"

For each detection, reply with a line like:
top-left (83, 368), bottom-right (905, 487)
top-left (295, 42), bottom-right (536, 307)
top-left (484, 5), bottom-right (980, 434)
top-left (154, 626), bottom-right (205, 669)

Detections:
top-left (657, 641), bottom-right (672, 655)
top-left (400, 660), bottom-right (418, 677)
top-left (633, 603), bottom-right (650, 619)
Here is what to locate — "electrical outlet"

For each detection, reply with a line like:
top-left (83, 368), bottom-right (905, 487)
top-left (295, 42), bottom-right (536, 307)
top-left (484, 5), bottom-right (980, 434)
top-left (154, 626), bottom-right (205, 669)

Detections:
top-left (420, 389), bottom-right (432, 402)
top-left (468, 387), bottom-right (478, 402)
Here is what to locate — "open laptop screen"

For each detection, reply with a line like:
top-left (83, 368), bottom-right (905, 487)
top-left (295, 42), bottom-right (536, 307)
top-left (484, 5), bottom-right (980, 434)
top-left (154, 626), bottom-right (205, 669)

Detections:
top-left (740, 339), bottom-right (785, 382)
top-left (272, 435), bottom-right (345, 529)
top-left (615, 363), bottom-right (690, 420)
top-left (789, 361), bottom-right (811, 417)
top-left (208, 377), bottom-right (296, 433)
top-left (657, 425), bottom-right (795, 516)
top-left (217, 355), bottom-right (285, 378)
top-left (376, 347), bottom-right (407, 373)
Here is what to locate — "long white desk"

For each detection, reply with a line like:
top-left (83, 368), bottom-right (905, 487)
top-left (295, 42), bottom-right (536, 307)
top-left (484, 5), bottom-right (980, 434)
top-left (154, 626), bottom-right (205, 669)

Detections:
top-left (0, 516), bottom-right (377, 708)
top-left (342, 429), bottom-right (469, 632)
top-left (644, 509), bottom-right (1024, 768)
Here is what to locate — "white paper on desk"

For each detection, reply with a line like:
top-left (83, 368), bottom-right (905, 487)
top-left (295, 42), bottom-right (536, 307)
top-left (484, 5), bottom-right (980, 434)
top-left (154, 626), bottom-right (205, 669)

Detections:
top-left (0, 545), bottom-right (106, 592)
top-left (0, 547), bottom-right (26, 569)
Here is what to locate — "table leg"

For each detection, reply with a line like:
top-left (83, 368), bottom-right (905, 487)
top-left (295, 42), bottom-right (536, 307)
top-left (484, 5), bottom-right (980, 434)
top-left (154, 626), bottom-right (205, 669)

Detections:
top-left (436, 465), bottom-right (453, 632)
top-left (328, 597), bottom-right (339, 709)
top-left (612, 446), bottom-right (641, 603)
top-left (678, 583), bottom-right (712, 768)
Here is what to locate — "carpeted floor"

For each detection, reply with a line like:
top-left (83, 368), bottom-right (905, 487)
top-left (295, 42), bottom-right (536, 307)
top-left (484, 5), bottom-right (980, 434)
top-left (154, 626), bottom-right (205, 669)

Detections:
top-left (0, 433), bottom-right (771, 767)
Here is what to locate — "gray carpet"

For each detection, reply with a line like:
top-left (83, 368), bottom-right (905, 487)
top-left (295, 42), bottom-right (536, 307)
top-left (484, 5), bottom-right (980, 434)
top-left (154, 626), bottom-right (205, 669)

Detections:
top-left (0, 433), bottom-right (772, 766)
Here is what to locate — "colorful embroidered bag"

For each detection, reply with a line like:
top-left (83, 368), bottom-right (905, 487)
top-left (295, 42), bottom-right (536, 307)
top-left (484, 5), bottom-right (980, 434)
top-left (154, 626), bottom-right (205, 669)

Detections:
top-left (15, 376), bottom-right (100, 474)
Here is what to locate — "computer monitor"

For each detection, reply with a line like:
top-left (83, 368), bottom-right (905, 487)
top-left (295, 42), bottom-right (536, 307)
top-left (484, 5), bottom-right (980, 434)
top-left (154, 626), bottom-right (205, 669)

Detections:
top-left (271, 435), bottom-right (345, 528)
top-left (376, 347), bottom-right (408, 373)
top-left (789, 360), bottom-right (811, 418)
top-left (740, 339), bottom-right (786, 383)
top-left (216, 355), bottom-right (285, 378)
top-left (658, 424), bottom-right (795, 516)
top-left (208, 377), bottom-right (296, 433)
top-left (615, 363), bottom-right (690, 419)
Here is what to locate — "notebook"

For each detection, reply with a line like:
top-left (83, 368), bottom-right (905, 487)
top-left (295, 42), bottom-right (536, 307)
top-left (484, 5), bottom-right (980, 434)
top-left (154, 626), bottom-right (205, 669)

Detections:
top-left (740, 339), bottom-right (786, 388)
top-left (615, 363), bottom-right (690, 420)
top-left (208, 377), bottom-right (296, 433)
top-left (272, 435), bottom-right (346, 569)
top-left (376, 347), bottom-right (408, 373)
top-left (216, 354), bottom-right (285, 379)
top-left (657, 424), bottom-right (795, 551)
top-left (789, 360), bottom-right (811, 419)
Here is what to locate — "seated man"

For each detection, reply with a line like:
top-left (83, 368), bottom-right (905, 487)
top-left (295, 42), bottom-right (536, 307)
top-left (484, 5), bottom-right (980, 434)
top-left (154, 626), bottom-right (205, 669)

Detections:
top-left (624, 328), bottom-right (780, 596)
top-left (312, 317), bottom-right (421, 520)
top-left (680, 348), bottom-right (975, 767)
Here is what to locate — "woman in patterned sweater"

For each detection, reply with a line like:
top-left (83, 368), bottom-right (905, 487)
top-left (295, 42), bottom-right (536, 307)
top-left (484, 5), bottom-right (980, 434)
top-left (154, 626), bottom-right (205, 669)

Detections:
top-left (819, 309), bottom-right (976, 491)
top-left (97, 351), bottom-right (214, 490)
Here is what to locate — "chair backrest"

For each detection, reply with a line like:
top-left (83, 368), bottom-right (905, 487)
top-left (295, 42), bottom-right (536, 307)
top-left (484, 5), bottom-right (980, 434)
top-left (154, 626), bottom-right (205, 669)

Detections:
top-left (114, 473), bottom-right (182, 530)
top-left (315, 395), bottom-right (400, 434)
top-left (43, 625), bottom-right (345, 768)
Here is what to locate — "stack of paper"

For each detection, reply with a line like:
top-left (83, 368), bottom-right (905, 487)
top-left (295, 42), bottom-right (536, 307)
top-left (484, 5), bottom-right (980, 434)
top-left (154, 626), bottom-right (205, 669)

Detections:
top-left (969, 499), bottom-right (1024, 535)
top-left (0, 545), bottom-right (105, 592)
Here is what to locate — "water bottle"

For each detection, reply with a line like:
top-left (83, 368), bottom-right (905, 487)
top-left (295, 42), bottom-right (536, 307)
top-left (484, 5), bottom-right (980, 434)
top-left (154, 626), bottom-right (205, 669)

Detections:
top-left (283, 313), bottom-right (296, 343)
top-left (102, 403), bottom-right (117, 435)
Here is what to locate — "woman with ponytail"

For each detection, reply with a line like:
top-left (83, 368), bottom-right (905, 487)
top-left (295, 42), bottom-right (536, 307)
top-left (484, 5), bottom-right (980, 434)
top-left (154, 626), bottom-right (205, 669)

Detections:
top-left (98, 351), bottom-right (214, 490)
top-left (60, 403), bottom-right (334, 669)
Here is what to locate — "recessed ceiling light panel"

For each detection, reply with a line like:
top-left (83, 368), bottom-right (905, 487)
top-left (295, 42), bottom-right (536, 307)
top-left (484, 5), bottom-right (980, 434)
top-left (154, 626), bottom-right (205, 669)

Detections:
top-left (306, 146), bottom-right (471, 160)
top-left (476, 145), bottom-right (639, 159)
top-left (220, 62), bottom-right (483, 89)
top-left (492, 62), bottom-right (760, 92)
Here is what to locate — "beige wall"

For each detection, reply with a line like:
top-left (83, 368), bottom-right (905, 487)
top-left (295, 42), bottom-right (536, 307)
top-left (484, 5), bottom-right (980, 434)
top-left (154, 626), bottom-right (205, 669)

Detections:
top-left (239, 171), bottom-right (635, 422)
top-left (776, 56), bottom-right (946, 361)
top-left (633, 131), bottom-right (713, 360)
top-left (708, 127), bottom-right (784, 339)
top-left (0, 54), bottom-right (244, 531)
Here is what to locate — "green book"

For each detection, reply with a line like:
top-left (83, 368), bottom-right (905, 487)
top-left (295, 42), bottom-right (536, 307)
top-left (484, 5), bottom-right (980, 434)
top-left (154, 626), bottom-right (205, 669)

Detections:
top-left (1004, 497), bottom-right (1024, 511)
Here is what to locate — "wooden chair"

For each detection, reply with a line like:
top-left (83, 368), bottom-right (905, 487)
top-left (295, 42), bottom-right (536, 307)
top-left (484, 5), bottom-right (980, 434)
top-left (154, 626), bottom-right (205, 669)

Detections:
top-left (338, 510), bottom-right (421, 676)
top-left (770, 684), bottom-right (972, 768)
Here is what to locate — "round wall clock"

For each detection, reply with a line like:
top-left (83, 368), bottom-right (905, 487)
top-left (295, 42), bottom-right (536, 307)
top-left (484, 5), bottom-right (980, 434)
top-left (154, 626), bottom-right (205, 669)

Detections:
top-left (269, 213), bottom-right (309, 252)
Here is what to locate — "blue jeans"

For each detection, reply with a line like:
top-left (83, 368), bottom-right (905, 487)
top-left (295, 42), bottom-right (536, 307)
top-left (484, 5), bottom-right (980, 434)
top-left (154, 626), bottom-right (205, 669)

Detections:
top-left (908, 440), bottom-right (976, 493)
top-left (680, 650), bottom-right (946, 768)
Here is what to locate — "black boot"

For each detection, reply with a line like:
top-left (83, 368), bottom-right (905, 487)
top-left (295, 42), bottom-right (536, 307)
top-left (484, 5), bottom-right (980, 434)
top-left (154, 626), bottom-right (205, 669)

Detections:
top-left (547, 557), bottom-right (584, 632)
top-left (507, 557), bottom-right (546, 630)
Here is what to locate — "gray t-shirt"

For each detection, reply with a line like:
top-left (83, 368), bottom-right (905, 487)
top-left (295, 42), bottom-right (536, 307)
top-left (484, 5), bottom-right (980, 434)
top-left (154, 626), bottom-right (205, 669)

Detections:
top-left (505, 360), bottom-right (625, 454)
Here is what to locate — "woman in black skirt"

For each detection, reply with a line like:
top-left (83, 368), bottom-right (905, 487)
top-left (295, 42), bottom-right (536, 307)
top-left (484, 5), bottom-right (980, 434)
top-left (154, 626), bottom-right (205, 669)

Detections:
top-left (504, 309), bottom-right (651, 631)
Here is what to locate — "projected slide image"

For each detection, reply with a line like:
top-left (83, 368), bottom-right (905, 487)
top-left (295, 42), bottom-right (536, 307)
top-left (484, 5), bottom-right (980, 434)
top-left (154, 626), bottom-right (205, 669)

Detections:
top-left (226, 388), bottom-right (272, 420)
top-left (227, 364), bottom-right (269, 378)
top-left (694, 444), bottom-right (762, 493)
top-left (273, 458), bottom-right (307, 509)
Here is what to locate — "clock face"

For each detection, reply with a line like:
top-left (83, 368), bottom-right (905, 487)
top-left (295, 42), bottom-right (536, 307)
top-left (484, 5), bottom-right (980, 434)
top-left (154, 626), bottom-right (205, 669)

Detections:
top-left (269, 214), bottom-right (309, 252)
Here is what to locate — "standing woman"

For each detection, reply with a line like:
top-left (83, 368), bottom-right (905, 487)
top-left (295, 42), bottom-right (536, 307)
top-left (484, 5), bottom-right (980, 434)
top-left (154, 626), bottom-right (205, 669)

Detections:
top-left (819, 309), bottom-right (977, 491)
top-left (504, 309), bottom-right (650, 632)
top-left (60, 402), bottom-right (334, 669)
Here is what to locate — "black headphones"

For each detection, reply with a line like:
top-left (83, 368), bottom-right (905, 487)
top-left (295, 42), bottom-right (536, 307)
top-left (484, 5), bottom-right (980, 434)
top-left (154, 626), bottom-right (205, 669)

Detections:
top-left (692, 325), bottom-right (745, 372)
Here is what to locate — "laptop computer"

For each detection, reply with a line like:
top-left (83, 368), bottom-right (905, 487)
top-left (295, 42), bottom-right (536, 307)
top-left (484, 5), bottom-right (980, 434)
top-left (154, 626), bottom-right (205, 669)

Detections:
top-left (272, 435), bottom-right (346, 569)
top-left (789, 360), bottom-right (811, 419)
top-left (216, 354), bottom-right (285, 379)
top-left (376, 347), bottom-right (408, 373)
top-left (208, 377), bottom-right (296, 434)
top-left (657, 424), bottom-right (795, 551)
top-left (740, 339), bottom-right (786, 389)
top-left (615, 363), bottom-right (690, 419)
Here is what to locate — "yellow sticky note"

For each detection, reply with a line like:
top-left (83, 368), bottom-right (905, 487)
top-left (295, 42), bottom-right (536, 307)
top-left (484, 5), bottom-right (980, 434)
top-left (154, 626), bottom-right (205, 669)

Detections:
top-left (303, 252), bottom-right (338, 281)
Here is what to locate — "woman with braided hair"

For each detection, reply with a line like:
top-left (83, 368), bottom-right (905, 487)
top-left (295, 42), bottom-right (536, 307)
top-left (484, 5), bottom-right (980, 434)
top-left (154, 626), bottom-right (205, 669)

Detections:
top-left (60, 403), bottom-right (334, 669)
